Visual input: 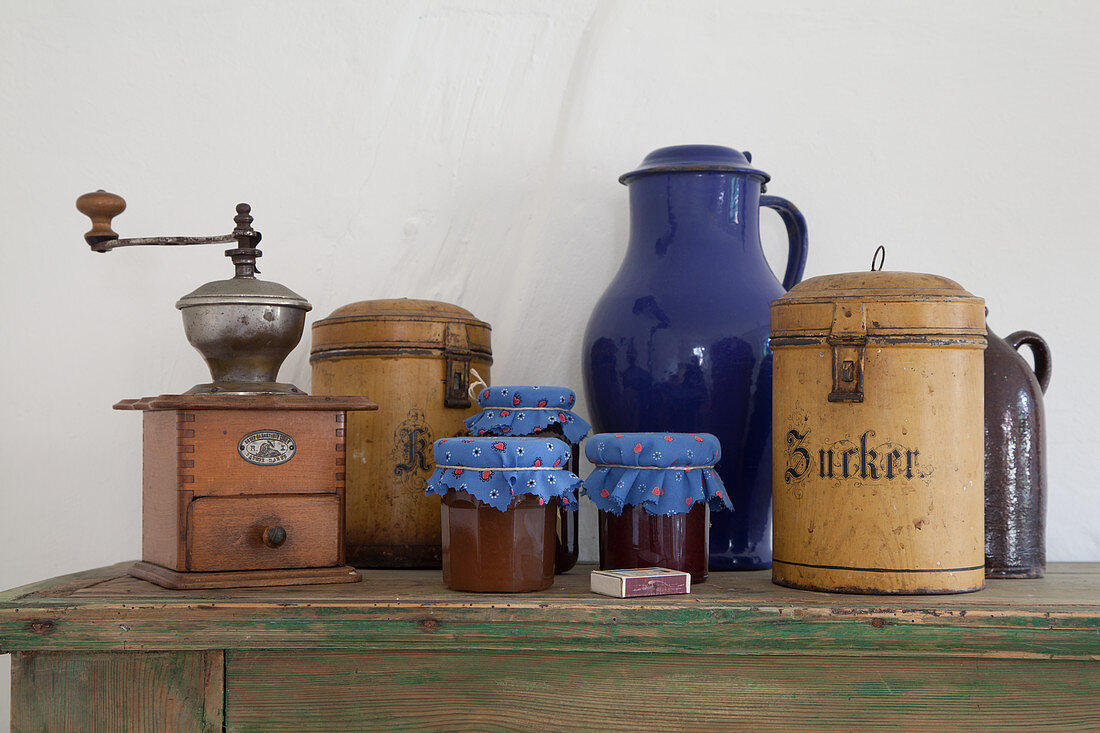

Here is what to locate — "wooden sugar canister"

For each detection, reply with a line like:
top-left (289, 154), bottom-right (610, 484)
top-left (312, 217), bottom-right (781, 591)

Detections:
top-left (310, 299), bottom-right (492, 567)
top-left (770, 267), bottom-right (986, 594)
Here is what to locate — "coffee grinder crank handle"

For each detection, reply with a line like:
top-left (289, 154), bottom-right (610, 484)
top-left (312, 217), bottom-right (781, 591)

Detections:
top-left (75, 190), bottom-right (263, 276)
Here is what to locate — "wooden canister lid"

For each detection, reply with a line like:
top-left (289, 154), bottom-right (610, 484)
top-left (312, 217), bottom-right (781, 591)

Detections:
top-left (310, 298), bottom-right (492, 358)
top-left (771, 271), bottom-right (985, 340)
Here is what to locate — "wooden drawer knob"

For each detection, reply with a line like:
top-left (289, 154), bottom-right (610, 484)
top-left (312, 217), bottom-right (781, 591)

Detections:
top-left (262, 526), bottom-right (287, 548)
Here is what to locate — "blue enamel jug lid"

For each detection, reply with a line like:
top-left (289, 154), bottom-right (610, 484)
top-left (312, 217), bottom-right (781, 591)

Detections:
top-left (619, 145), bottom-right (770, 184)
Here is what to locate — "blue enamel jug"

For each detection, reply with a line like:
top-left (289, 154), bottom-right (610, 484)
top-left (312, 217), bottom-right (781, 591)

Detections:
top-left (582, 145), bottom-right (808, 569)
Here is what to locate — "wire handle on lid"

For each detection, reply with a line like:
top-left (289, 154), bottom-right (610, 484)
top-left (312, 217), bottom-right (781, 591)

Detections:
top-left (871, 245), bottom-right (888, 270)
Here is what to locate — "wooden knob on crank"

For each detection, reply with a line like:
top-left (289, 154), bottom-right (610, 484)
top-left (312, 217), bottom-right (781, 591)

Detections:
top-left (76, 190), bottom-right (126, 251)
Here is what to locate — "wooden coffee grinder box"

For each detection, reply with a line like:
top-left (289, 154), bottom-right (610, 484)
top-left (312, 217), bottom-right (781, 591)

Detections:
top-left (76, 191), bottom-right (377, 589)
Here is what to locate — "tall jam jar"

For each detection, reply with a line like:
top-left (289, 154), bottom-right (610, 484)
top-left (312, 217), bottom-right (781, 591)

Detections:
top-left (464, 386), bottom-right (590, 573)
top-left (426, 436), bottom-right (581, 592)
top-left (584, 433), bottom-right (730, 583)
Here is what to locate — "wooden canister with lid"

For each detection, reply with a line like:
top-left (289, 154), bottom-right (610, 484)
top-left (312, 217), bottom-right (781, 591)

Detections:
top-left (770, 269), bottom-right (986, 594)
top-left (310, 299), bottom-right (492, 568)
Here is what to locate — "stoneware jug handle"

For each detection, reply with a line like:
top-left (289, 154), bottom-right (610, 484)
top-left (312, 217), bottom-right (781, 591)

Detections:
top-left (760, 195), bottom-right (809, 290)
top-left (1006, 330), bottom-right (1052, 394)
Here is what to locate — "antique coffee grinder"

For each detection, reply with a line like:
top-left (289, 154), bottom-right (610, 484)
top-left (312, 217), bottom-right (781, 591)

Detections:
top-left (77, 191), bottom-right (377, 589)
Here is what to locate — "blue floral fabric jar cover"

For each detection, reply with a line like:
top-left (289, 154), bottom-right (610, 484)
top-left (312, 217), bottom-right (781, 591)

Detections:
top-left (583, 433), bottom-right (732, 516)
top-left (464, 386), bottom-right (591, 444)
top-left (426, 436), bottom-right (582, 512)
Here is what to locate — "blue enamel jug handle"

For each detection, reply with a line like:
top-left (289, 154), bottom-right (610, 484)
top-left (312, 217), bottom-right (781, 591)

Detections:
top-left (760, 195), bottom-right (808, 290)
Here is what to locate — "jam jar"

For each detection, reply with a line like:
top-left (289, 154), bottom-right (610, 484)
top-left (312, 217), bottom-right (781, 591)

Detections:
top-left (426, 436), bottom-right (581, 592)
top-left (464, 386), bottom-right (591, 573)
top-left (584, 433), bottom-right (729, 583)
top-left (441, 491), bottom-right (557, 592)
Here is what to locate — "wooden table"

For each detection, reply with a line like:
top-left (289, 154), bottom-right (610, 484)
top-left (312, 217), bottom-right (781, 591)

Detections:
top-left (1, 563), bottom-right (1098, 731)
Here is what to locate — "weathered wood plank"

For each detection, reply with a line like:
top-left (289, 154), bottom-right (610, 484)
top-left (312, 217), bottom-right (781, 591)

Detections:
top-left (11, 650), bottom-right (223, 732)
top-left (201, 649), bottom-right (225, 727)
top-left (1, 603), bottom-right (1096, 659)
top-left (66, 562), bottom-right (1100, 608)
top-left (224, 650), bottom-right (1100, 732)
top-left (34, 561), bottom-right (1100, 607)
top-left (2, 564), bottom-right (1098, 659)
top-left (0, 563), bottom-right (132, 602)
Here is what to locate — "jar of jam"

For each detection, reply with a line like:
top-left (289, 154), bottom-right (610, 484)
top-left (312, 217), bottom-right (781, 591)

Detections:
top-left (584, 433), bottom-right (729, 583)
top-left (464, 386), bottom-right (591, 573)
top-left (426, 436), bottom-right (581, 592)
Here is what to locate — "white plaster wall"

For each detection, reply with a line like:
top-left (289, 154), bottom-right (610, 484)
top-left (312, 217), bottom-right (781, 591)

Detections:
top-left (2, 1), bottom-right (1098, 725)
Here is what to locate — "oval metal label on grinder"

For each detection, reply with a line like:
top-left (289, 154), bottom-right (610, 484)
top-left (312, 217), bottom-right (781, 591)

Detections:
top-left (238, 430), bottom-right (297, 466)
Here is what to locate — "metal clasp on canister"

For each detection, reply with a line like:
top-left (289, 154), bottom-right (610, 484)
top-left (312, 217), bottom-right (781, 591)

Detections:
top-left (827, 301), bottom-right (867, 403)
top-left (443, 322), bottom-right (474, 408)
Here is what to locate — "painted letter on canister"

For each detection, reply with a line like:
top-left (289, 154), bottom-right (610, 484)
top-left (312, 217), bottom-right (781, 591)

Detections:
top-left (770, 271), bottom-right (986, 594)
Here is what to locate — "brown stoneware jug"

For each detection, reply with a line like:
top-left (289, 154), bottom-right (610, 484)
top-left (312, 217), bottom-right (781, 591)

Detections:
top-left (985, 324), bottom-right (1052, 579)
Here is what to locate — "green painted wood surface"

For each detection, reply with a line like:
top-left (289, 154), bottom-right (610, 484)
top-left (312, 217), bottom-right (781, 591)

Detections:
top-left (1, 563), bottom-right (1098, 660)
top-left (224, 650), bottom-right (1100, 732)
top-left (2, 564), bottom-right (1099, 731)
top-left (11, 650), bottom-right (223, 732)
